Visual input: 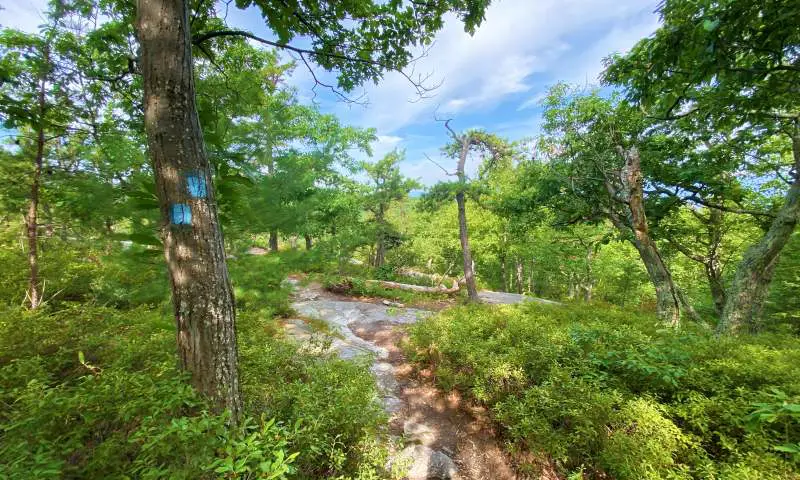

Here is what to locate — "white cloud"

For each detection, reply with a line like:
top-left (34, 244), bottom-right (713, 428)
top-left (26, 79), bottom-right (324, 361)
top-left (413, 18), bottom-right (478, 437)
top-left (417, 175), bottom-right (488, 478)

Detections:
top-left (317, 0), bottom-right (659, 134)
top-left (376, 135), bottom-right (402, 146)
top-left (1, 0), bottom-right (48, 32)
top-left (517, 92), bottom-right (549, 111)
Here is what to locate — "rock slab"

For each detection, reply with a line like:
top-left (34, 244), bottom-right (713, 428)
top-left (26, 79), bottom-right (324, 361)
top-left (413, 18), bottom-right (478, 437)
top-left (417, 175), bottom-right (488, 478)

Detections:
top-left (390, 445), bottom-right (457, 480)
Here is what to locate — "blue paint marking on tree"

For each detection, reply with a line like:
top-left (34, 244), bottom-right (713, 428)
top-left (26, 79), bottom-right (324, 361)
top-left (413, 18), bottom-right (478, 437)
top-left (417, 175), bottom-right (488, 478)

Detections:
top-left (171, 203), bottom-right (192, 225)
top-left (186, 172), bottom-right (207, 198)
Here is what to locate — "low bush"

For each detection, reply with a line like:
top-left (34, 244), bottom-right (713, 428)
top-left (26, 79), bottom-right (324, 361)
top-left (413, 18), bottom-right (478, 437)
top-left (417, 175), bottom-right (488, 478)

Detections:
top-left (408, 303), bottom-right (800, 479)
top-left (0, 250), bottom-right (389, 479)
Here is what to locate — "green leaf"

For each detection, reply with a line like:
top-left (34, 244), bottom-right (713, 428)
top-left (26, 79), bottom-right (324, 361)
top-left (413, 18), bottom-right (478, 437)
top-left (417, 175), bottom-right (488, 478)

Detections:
top-left (702, 18), bottom-right (720, 32)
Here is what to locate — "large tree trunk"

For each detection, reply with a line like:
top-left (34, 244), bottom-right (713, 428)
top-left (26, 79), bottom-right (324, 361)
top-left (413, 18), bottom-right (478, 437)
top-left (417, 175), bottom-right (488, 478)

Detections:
top-left (456, 191), bottom-right (479, 301)
top-left (25, 73), bottom-right (46, 310)
top-left (616, 146), bottom-right (681, 325)
top-left (137, 0), bottom-right (242, 418)
top-left (719, 130), bottom-right (800, 334)
top-left (304, 234), bottom-right (312, 250)
top-left (269, 230), bottom-right (279, 252)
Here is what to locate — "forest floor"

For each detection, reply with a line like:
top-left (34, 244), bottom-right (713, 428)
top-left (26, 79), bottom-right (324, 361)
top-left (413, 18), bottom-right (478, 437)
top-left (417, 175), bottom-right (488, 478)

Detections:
top-left (282, 275), bottom-right (558, 480)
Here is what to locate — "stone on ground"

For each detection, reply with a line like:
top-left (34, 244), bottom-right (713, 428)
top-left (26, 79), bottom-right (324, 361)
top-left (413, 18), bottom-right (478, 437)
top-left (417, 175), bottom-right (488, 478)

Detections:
top-left (390, 445), bottom-right (457, 480)
top-left (403, 420), bottom-right (438, 445)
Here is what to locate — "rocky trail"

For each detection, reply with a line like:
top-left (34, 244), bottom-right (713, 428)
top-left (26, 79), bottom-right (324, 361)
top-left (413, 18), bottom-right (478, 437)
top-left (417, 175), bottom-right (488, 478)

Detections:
top-left (282, 276), bottom-right (555, 480)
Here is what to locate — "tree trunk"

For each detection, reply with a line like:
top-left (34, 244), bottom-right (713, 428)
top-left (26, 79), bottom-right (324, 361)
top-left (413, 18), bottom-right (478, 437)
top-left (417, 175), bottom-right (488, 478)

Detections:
top-left (706, 262), bottom-right (726, 316)
top-left (374, 240), bottom-right (386, 268)
top-left (527, 267), bottom-right (533, 294)
top-left (616, 146), bottom-right (681, 325)
top-left (137, 0), bottom-right (242, 418)
top-left (719, 129), bottom-right (800, 334)
top-left (583, 247), bottom-right (594, 302)
top-left (269, 230), bottom-right (278, 252)
top-left (456, 191), bottom-right (479, 301)
top-left (25, 72), bottom-right (46, 310)
top-left (374, 209), bottom-right (386, 268)
top-left (500, 253), bottom-right (507, 292)
top-left (304, 234), bottom-right (312, 250)
top-left (515, 260), bottom-right (523, 294)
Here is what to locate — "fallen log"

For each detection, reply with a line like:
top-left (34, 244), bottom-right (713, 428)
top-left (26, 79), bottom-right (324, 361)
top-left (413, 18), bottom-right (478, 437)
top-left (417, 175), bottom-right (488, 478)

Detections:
top-left (365, 279), bottom-right (460, 295)
top-left (396, 267), bottom-right (460, 288)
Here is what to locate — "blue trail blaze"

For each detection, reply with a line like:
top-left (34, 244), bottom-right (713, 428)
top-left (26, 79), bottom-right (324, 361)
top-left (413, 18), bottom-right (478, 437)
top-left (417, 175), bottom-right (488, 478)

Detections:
top-left (186, 172), bottom-right (207, 198)
top-left (171, 203), bottom-right (192, 225)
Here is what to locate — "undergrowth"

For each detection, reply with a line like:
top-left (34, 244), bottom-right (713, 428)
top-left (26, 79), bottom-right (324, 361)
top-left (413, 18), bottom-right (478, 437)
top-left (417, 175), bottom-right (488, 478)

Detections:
top-left (408, 303), bottom-right (800, 479)
top-left (0, 246), bottom-right (389, 479)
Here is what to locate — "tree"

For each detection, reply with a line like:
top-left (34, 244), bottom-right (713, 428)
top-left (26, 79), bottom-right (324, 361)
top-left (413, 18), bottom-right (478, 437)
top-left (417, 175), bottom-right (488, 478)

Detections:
top-left (0, 26), bottom-right (76, 309)
top-left (362, 149), bottom-right (419, 268)
top-left (538, 86), bottom-right (688, 325)
top-left (605, 0), bottom-right (800, 333)
top-left (421, 122), bottom-right (508, 301)
top-left (132, 0), bottom-right (492, 415)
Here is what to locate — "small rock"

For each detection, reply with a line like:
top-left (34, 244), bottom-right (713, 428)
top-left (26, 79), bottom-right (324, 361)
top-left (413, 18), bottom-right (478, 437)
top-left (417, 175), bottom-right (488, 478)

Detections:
top-left (382, 299), bottom-right (406, 308)
top-left (382, 395), bottom-right (403, 414)
top-left (389, 445), bottom-right (457, 480)
top-left (404, 420), bottom-right (437, 445)
top-left (371, 362), bottom-right (399, 393)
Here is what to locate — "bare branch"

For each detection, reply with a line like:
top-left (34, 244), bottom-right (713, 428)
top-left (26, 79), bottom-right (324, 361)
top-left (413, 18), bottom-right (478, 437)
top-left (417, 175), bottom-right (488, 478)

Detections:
top-left (424, 153), bottom-right (455, 176)
top-left (296, 52), bottom-right (367, 105)
top-left (192, 29), bottom-right (439, 99)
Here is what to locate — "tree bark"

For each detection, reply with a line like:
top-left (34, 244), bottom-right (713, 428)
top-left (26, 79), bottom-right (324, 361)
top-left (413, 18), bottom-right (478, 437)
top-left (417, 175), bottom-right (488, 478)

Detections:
top-left (515, 260), bottom-right (523, 294)
top-left (137, 0), bottom-right (242, 418)
top-left (269, 230), bottom-right (279, 252)
top-left (456, 191), bottom-right (479, 301)
top-left (25, 70), bottom-right (46, 310)
top-left (454, 135), bottom-right (479, 302)
top-left (304, 234), bottom-right (312, 250)
top-left (719, 128), bottom-right (800, 334)
top-left (614, 146), bottom-right (681, 325)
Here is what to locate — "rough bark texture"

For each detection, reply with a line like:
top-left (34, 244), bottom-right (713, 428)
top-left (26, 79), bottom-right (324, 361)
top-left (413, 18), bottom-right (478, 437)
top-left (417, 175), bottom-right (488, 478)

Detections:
top-left (719, 128), bottom-right (800, 334)
top-left (25, 71), bottom-right (46, 310)
top-left (615, 146), bottom-right (681, 325)
top-left (137, 0), bottom-right (242, 418)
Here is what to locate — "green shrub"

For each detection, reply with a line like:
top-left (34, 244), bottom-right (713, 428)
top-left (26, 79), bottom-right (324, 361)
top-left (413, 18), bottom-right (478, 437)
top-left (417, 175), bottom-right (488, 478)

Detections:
top-left (600, 398), bottom-right (691, 480)
top-left (408, 302), bottom-right (800, 478)
top-left (0, 248), bottom-right (389, 479)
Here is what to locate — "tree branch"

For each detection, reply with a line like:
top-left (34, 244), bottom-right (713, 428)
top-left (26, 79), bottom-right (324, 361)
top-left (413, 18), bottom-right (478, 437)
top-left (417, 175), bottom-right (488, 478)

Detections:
top-left (192, 29), bottom-right (438, 99)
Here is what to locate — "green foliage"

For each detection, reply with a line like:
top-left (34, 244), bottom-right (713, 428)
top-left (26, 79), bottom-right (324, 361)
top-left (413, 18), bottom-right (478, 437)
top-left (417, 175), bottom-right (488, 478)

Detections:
top-left (0, 250), bottom-right (388, 479)
top-left (408, 303), bottom-right (800, 478)
top-left (219, 0), bottom-right (491, 91)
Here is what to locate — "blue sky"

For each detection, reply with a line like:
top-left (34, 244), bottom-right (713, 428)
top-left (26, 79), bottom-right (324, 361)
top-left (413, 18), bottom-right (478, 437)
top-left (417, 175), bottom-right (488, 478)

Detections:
top-left (2, 0), bottom-right (661, 185)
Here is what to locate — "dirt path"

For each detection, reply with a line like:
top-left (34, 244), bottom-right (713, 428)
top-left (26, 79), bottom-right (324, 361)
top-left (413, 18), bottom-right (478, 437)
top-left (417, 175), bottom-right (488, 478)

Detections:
top-left (282, 277), bottom-right (521, 480)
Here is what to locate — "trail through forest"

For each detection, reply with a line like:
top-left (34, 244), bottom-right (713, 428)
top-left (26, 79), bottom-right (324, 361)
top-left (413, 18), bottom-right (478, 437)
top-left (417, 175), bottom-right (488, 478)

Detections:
top-left (282, 276), bottom-right (551, 480)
